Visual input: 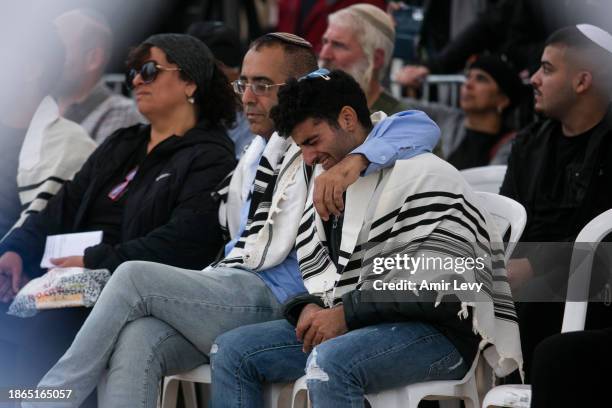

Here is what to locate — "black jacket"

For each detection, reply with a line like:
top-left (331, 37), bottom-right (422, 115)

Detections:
top-left (500, 109), bottom-right (612, 279)
top-left (0, 122), bottom-right (236, 275)
top-left (501, 109), bottom-right (612, 242)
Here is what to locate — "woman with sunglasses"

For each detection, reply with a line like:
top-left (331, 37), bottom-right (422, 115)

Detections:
top-left (0, 33), bottom-right (237, 391)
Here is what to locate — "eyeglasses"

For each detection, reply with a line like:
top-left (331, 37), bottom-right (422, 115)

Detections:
top-left (231, 79), bottom-right (285, 96)
top-left (126, 61), bottom-right (181, 89)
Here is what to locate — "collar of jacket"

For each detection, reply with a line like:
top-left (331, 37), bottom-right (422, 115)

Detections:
top-left (118, 120), bottom-right (234, 158)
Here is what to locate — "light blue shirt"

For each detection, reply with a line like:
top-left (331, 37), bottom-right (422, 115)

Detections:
top-left (227, 112), bottom-right (255, 159)
top-left (225, 110), bottom-right (440, 303)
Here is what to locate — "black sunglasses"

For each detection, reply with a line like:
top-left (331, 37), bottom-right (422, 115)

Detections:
top-left (125, 61), bottom-right (181, 89)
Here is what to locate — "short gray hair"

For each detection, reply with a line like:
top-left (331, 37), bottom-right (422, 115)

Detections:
top-left (328, 4), bottom-right (395, 82)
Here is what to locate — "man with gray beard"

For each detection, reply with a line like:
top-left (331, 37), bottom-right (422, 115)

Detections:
top-left (319, 3), bottom-right (408, 115)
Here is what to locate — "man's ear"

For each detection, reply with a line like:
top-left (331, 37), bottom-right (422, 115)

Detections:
top-left (85, 47), bottom-right (106, 72)
top-left (574, 70), bottom-right (593, 94)
top-left (373, 48), bottom-right (385, 71)
top-left (338, 106), bottom-right (358, 132)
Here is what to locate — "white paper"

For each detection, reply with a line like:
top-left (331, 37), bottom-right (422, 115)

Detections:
top-left (40, 231), bottom-right (103, 268)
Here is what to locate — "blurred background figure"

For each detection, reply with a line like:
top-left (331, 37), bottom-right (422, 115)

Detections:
top-left (0, 33), bottom-right (237, 393)
top-left (54, 9), bottom-right (142, 143)
top-left (405, 54), bottom-right (524, 168)
top-left (319, 3), bottom-right (405, 115)
top-left (0, 15), bottom-right (96, 389)
top-left (0, 15), bottom-right (95, 241)
top-left (188, 20), bottom-right (254, 158)
top-left (394, 0), bottom-right (612, 91)
top-left (393, 0), bottom-right (516, 89)
top-left (277, 0), bottom-right (386, 52)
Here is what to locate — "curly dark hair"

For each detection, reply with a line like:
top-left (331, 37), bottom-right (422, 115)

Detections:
top-left (270, 70), bottom-right (372, 138)
top-left (126, 44), bottom-right (239, 128)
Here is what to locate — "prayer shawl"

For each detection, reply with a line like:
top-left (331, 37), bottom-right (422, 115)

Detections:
top-left (3, 96), bottom-right (96, 240)
top-left (216, 135), bottom-right (267, 240)
top-left (216, 131), bottom-right (308, 270)
top-left (296, 153), bottom-right (523, 378)
top-left (215, 112), bottom-right (389, 267)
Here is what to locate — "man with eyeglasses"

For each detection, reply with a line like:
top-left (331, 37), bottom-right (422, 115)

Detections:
top-left (27, 33), bottom-right (440, 407)
top-left (210, 69), bottom-right (521, 408)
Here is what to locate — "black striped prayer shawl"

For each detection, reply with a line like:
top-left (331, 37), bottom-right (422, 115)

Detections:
top-left (216, 132), bottom-right (309, 271)
top-left (3, 97), bottom-right (96, 240)
top-left (296, 153), bottom-right (522, 378)
top-left (215, 126), bottom-right (522, 378)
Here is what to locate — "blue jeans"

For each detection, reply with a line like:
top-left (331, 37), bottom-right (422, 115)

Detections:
top-left (210, 319), bottom-right (469, 408)
top-left (23, 262), bottom-right (283, 408)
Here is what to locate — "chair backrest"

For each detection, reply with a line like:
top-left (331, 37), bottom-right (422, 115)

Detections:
top-left (562, 208), bottom-right (612, 333)
top-left (475, 191), bottom-right (527, 262)
top-left (461, 165), bottom-right (507, 194)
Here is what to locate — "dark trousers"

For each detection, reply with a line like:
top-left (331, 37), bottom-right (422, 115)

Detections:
top-left (0, 303), bottom-right (89, 387)
top-left (515, 301), bottom-right (612, 380)
top-left (531, 327), bottom-right (612, 407)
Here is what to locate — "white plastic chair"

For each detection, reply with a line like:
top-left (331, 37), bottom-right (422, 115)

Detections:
top-left (461, 166), bottom-right (507, 194)
top-left (160, 364), bottom-right (291, 408)
top-left (482, 208), bottom-right (612, 408)
top-left (475, 192), bottom-right (527, 263)
top-left (288, 193), bottom-right (527, 408)
top-left (290, 353), bottom-right (481, 408)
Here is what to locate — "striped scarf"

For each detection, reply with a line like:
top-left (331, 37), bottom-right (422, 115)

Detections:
top-left (296, 153), bottom-right (522, 378)
top-left (3, 97), bottom-right (96, 240)
top-left (216, 132), bottom-right (309, 271)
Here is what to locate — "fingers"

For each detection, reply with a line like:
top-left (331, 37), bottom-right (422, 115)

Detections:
top-left (332, 185), bottom-right (344, 214)
top-left (50, 257), bottom-right (66, 266)
top-left (322, 185), bottom-right (341, 218)
top-left (0, 276), bottom-right (12, 303)
top-left (313, 179), bottom-right (330, 221)
top-left (395, 66), bottom-right (428, 88)
top-left (301, 325), bottom-right (317, 353)
top-left (11, 267), bottom-right (21, 294)
top-left (314, 176), bottom-right (346, 220)
top-left (296, 314), bottom-right (313, 341)
top-left (295, 321), bottom-right (308, 342)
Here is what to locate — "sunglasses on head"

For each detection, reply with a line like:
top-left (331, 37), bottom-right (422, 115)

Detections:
top-left (125, 61), bottom-right (181, 89)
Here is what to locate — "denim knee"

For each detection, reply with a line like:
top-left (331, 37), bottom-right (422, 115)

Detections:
top-left (110, 318), bottom-right (175, 367)
top-left (306, 343), bottom-right (350, 386)
top-left (106, 261), bottom-right (158, 296)
top-left (210, 330), bottom-right (245, 373)
top-left (112, 260), bottom-right (151, 284)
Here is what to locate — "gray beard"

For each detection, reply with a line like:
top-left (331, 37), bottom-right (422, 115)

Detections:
top-left (319, 56), bottom-right (373, 94)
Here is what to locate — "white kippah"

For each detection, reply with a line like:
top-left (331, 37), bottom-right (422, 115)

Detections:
top-left (577, 24), bottom-right (612, 54)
